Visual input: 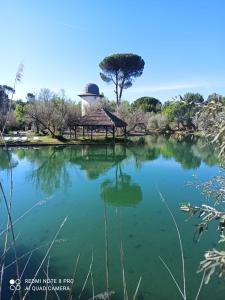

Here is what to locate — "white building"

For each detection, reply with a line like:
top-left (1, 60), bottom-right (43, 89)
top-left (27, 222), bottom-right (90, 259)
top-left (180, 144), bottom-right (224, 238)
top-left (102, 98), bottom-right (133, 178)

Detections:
top-left (78, 83), bottom-right (102, 116)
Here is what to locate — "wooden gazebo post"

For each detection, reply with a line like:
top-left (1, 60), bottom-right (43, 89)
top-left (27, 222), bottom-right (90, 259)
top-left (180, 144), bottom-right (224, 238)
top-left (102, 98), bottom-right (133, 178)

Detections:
top-left (77, 108), bottom-right (126, 143)
top-left (91, 126), bottom-right (93, 140)
top-left (74, 125), bottom-right (77, 140)
top-left (82, 126), bottom-right (85, 138)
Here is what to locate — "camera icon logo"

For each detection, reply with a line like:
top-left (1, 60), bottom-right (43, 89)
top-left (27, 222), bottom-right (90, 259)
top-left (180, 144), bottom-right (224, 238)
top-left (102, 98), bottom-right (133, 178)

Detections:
top-left (9, 279), bottom-right (21, 291)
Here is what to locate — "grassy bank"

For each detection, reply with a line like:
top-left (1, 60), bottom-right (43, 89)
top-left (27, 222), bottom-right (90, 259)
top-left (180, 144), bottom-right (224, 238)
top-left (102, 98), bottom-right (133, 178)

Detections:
top-left (0, 135), bottom-right (128, 147)
top-left (0, 130), bottom-right (206, 147)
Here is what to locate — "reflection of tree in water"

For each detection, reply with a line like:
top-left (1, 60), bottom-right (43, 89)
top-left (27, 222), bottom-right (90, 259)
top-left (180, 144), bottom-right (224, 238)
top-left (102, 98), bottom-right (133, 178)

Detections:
top-left (68, 145), bottom-right (127, 180)
top-left (165, 136), bottom-right (219, 168)
top-left (129, 135), bottom-right (219, 169)
top-left (9, 135), bottom-right (220, 195)
top-left (26, 148), bottom-right (71, 195)
top-left (101, 164), bottom-right (142, 207)
top-left (15, 145), bottom-right (128, 195)
top-left (0, 149), bottom-right (18, 171)
top-left (171, 140), bottom-right (201, 169)
top-left (130, 146), bottom-right (161, 169)
top-left (191, 138), bottom-right (219, 166)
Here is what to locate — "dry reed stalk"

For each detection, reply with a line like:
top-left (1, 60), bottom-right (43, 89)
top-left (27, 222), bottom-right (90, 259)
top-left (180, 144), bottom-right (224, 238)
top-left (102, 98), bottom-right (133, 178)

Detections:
top-left (0, 63), bottom-right (24, 300)
top-left (0, 159), bottom-right (17, 296)
top-left (91, 271), bottom-right (95, 300)
top-left (158, 191), bottom-right (187, 300)
top-left (117, 209), bottom-right (128, 300)
top-left (10, 252), bottom-right (33, 300)
top-left (78, 251), bottom-right (93, 300)
top-left (120, 240), bottom-right (128, 300)
top-left (43, 269), bottom-right (61, 300)
top-left (3, 243), bottom-right (49, 271)
top-left (0, 183), bottom-right (22, 300)
top-left (0, 233), bottom-right (20, 260)
top-left (0, 199), bottom-right (47, 237)
top-left (68, 253), bottom-right (80, 300)
top-left (132, 277), bottom-right (142, 300)
top-left (22, 216), bottom-right (68, 300)
top-left (44, 256), bottom-right (50, 300)
top-left (104, 204), bottom-right (109, 297)
top-left (158, 190), bottom-right (206, 300)
top-left (194, 271), bottom-right (206, 300)
top-left (0, 144), bottom-right (14, 282)
top-left (158, 256), bottom-right (185, 299)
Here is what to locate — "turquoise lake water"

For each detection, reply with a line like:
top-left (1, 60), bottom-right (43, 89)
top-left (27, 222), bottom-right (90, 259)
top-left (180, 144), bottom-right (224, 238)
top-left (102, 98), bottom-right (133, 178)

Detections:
top-left (0, 135), bottom-right (224, 299)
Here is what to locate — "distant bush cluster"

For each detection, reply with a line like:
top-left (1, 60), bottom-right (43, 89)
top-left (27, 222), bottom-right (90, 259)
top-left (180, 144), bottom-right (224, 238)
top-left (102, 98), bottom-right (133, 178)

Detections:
top-left (1, 85), bottom-right (225, 142)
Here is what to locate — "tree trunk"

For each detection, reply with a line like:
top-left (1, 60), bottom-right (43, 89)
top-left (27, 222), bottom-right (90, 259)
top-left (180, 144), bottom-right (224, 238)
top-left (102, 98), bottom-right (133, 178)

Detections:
top-left (91, 126), bottom-right (93, 140)
top-left (115, 72), bottom-right (119, 108)
top-left (118, 77), bottom-right (125, 104)
top-left (74, 125), bottom-right (77, 140)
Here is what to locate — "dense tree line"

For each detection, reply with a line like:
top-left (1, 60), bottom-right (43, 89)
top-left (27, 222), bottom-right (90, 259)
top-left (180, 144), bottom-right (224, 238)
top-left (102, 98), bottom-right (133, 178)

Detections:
top-left (1, 53), bottom-right (223, 141)
top-left (0, 88), bottom-right (81, 138)
top-left (1, 83), bottom-right (225, 141)
top-left (115, 92), bottom-right (225, 134)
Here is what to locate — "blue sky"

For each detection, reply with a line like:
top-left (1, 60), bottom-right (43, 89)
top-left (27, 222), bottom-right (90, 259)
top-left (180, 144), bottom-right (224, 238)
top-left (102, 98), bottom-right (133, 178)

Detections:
top-left (1, 0), bottom-right (225, 103)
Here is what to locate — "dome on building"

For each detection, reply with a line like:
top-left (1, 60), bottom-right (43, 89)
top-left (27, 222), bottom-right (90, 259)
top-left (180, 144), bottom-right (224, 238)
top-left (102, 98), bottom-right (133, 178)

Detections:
top-left (78, 83), bottom-right (103, 115)
top-left (83, 83), bottom-right (100, 96)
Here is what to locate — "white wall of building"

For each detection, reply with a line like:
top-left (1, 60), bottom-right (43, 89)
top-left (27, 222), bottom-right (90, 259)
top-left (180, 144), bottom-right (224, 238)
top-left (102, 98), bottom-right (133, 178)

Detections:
top-left (80, 95), bottom-right (98, 116)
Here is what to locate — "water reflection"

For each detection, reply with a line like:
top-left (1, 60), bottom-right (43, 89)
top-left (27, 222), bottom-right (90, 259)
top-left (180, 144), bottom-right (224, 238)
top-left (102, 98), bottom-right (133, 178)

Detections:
top-left (101, 164), bottom-right (142, 207)
top-left (27, 148), bottom-right (71, 194)
top-left (0, 135), bottom-right (220, 198)
top-left (0, 135), bottom-right (222, 300)
top-left (68, 145), bottom-right (127, 179)
top-left (0, 150), bottom-right (18, 170)
top-left (129, 135), bottom-right (218, 169)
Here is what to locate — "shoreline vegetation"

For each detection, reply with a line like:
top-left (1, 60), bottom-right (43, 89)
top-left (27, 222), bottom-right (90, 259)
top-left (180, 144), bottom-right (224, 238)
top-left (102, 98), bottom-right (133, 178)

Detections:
top-left (1, 82), bottom-right (224, 151)
top-left (0, 130), bottom-right (204, 147)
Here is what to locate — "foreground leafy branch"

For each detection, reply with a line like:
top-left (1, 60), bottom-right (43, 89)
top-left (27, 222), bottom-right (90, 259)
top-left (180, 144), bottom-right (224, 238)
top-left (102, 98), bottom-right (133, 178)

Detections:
top-left (187, 175), bottom-right (225, 204)
top-left (180, 203), bottom-right (225, 243)
top-left (180, 203), bottom-right (225, 284)
top-left (198, 249), bottom-right (225, 284)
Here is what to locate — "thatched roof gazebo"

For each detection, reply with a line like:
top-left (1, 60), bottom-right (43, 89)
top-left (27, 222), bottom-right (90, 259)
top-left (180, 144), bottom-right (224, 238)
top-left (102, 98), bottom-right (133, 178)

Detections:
top-left (75, 108), bottom-right (127, 141)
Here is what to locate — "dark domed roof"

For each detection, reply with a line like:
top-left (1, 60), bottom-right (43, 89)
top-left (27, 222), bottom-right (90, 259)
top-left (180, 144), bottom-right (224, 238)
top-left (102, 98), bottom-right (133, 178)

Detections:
top-left (84, 83), bottom-right (100, 95)
top-left (78, 83), bottom-right (103, 98)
